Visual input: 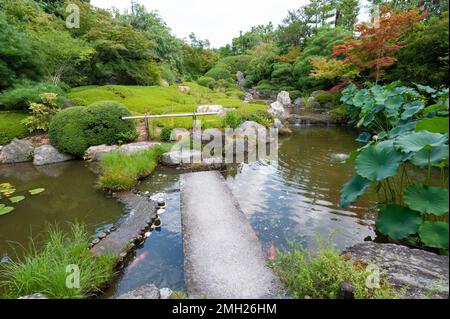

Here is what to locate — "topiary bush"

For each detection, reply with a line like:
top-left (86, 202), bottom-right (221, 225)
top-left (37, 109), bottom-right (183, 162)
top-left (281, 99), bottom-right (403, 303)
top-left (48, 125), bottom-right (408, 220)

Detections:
top-left (159, 127), bottom-right (173, 142)
top-left (49, 101), bottom-right (136, 157)
top-left (205, 67), bottom-right (231, 81)
top-left (197, 76), bottom-right (216, 89)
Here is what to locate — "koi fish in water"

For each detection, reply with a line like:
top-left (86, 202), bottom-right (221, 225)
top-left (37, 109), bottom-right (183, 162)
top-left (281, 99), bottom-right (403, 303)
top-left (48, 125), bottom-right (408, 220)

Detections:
top-left (268, 244), bottom-right (277, 260)
top-left (128, 251), bottom-right (149, 270)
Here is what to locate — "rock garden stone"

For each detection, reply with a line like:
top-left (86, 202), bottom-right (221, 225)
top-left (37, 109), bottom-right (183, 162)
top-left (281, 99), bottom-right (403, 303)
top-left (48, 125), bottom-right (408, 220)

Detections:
top-left (161, 149), bottom-right (223, 169)
top-left (33, 145), bottom-right (74, 166)
top-left (0, 139), bottom-right (34, 164)
top-left (268, 101), bottom-right (289, 120)
top-left (197, 105), bottom-right (226, 116)
top-left (344, 242), bottom-right (449, 299)
top-left (85, 145), bottom-right (119, 161)
top-left (277, 91), bottom-right (291, 106)
top-left (119, 141), bottom-right (160, 155)
top-left (294, 97), bottom-right (306, 108)
top-left (116, 284), bottom-right (161, 299)
top-left (236, 71), bottom-right (246, 86)
top-left (178, 85), bottom-right (190, 93)
top-left (159, 288), bottom-right (173, 299)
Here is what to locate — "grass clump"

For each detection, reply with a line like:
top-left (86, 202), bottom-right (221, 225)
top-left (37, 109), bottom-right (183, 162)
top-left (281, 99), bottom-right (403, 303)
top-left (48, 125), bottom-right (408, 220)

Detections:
top-left (98, 144), bottom-right (172, 191)
top-left (0, 224), bottom-right (117, 299)
top-left (0, 111), bottom-right (28, 145)
top-left (271, 239), bottom-right (400, 299)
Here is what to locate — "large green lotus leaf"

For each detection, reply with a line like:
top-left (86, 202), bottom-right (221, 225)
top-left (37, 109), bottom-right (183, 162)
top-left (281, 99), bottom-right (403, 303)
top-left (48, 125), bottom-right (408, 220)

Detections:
top-left (401, 101), bottom-right (425, 120)
top-left (415, 83), bottom-right (437, 94)
top-left (352, 90), bottom-right (370, 107)
top-left (385, 95), bottom-right (404, 114)
top-left (419, 221), bottom-right (449, 250)
top-left (355, 141), bottom-right (404, 181)
top-left (376, 205), bottom-right (422, 240)
top-left (339, 175), bottom-right (371, 208)
top-left (388, 121), bottom-right (416, 139)
top-left (410, 145), bottom-right (449, 167)
top-left (356, 132), bottom-right (372, 144)
top-left (394, 131), bottom-right (448, 153)
top-left (404, 184), bottom-right (449, 216)
top-left (415, 117), bottom-right (449, 134)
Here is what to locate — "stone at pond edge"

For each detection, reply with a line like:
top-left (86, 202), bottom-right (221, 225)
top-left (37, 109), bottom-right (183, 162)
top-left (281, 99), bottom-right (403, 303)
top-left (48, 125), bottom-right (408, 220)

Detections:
top-left (33, 145), bottom-right (74, 166)
top-left (277, 91), bottom-right (291, 107)
top-left (116, 284), bottom-right (161, 299)
top-left (85, 145), bottom-right (119, 161)
top-left (268, 101), bottom-right (289, 121)
top-left (118, 142), bottom-right (160, 155)
top-left (343, 242), bottom-right (449, 299)
top-left (19, 293), bottom-right (48, 299)
top-left (0, 138), bottom-right (34, 164)
top-left (159, 287), bottom-right (173, 299)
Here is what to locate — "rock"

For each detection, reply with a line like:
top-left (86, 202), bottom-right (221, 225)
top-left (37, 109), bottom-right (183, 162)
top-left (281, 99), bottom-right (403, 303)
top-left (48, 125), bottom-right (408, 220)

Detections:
top-left (33, 145), bottom-right (74, 166)
top-left (287, 114), bottom-right (331, 125)
top-left (273, 118), bottom-right (284, 129)
top-left (175, 77), bottom-right (183, 84)
top-left (170, 128), bottom-right (190, 142)
top-left (268, 101), bottom-right (289, 121)
top-left (160, 79), bottom-right (169, 88)
top-left (243, 93), bottom-right (253, 103)
top-left (236, 71), bottom-right (245, 86)
top-left (197, 105), bottom-right (226, 116)
top-left (344, 242), bottom-right (449, 299)
top-left (62, 100), bottom-right (74, 109)
top-left (235, 121), bottom-right (275, 144)
top-left (160, 288), bottom-right (173, 299)
top-left (85, 145), bottom-right (119, 161)
top-left (0, 139), bottom-right (34, 164)
top-left (338, 281), bottom-right (355, 299)
top-left (119, 142), bottom-right (160, 155)
top-left (161, 149), bottom-right (223, 169)
top-left (178, 86), bottom-right (190, 93)
top-left (294, 97), bottom-right (306, 108)
top-left (117, 284), bottom-right (161, 299)
top-left (0, 146), bottom-right (3, 153)
top-left (277, 91), bottom-right (291, 106)
top-left (19, 293), bottom-right (48, 299)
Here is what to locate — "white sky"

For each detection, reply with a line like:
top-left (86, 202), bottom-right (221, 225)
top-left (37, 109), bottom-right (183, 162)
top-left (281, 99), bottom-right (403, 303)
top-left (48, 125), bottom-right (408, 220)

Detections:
top-left (91, 0), bottom-right (370, 48)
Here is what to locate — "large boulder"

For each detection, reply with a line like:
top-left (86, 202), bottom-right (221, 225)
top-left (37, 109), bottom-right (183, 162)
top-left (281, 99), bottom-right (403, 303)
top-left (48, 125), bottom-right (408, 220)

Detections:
top-left (293, 97), bottom-right (306, 108)
top-left (161, 149), bottom-right (223, 169)
top-left (277, 91), bottom-right (291, 106)
top-left (119, 142), bottom-right (160, 155)
top-left (344, 242), bottom-right (449, 299)
top-left (116, 284), bottom-right (161, 299)
top-left (85, 145), bottom-right (119, 161)
top-left (236, 71), bottom-right (246, 86)
top-left (268, 101), bottom-right (289, 121)
top-left (33, 145), bottom-right (74, 166)
top-left (0, 139), bottom-right (34, 164)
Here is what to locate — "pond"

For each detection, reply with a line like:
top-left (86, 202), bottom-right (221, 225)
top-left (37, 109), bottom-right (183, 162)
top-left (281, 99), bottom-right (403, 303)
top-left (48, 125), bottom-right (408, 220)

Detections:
top-left (104, 126), bottom-right (376, 297)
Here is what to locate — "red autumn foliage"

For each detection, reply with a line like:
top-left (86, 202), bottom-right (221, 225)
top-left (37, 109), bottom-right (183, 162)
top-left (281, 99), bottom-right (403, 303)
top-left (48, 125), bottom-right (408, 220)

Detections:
top-left (332, 7), bottom-right (427, 82)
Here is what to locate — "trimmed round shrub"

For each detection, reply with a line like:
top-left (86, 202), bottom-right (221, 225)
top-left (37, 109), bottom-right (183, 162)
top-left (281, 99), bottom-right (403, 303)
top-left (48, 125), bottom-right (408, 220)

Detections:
top-left (197, 76), bottom-right (216, 89)
top-left (205, 67), bottom-right (231, 81)
top-left (160, 127), bottom-right (173, 142)
top-left (49, 101), bottom-right (136, 157)
top-left (222, 111), bottom-right (245, 129)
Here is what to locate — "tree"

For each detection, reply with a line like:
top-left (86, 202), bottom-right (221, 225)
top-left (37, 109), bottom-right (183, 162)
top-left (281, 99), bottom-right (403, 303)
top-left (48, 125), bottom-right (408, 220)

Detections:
top-left (232, 24), bottom-right (275, 54)
top-left (332, 7), bottom-right (427, 83)
top-left (277, 9), bottom-right (315, 47)
top-left (335, 0), bottom-right (360, 30)
top-left (245, 43), bottom-right (279, 85)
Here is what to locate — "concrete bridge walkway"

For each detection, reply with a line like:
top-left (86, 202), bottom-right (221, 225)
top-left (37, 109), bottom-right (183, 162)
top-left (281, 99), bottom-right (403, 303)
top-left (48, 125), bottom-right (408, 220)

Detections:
top-left (180, 171), bottom-right (284, 299)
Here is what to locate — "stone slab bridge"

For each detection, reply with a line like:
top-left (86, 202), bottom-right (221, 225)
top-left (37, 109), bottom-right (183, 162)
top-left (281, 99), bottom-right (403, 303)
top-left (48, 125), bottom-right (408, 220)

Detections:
top-left (180, 171), bottom-right (285, 299)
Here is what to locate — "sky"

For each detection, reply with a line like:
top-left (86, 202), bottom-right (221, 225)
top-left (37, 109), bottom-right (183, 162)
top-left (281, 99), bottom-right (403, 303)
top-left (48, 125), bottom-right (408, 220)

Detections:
top-left (90, 0), bottom-right (370, 48)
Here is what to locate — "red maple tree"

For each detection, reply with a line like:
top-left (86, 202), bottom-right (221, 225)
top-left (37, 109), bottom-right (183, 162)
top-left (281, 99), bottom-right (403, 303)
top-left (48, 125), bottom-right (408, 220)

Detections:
top-left (332, 7), bottom-right (427, 83)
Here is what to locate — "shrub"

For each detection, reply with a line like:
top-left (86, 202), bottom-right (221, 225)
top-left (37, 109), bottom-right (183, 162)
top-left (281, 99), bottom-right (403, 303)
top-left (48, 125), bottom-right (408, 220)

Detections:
top-left (271, 239), bottom-right (400, 299)
top-left (0, 81), bottom-right (67, 111)
top-left (222, 111), bottom-right (245, 129)
top-left (116, 131), bottom-right (139, 145)
top-left (314, 92), bottom-right (336, 104)
top-left (205, 67), bottom-right (231, 81)
top-left (256, 80), bottom-right (277, 95)
top-left (159, 64), bottom-right (177, 84)
top-left (98, 144), bottom-right (172, 190)
top-left (217, 55), bottom-right (251, 74)
top-left (0, 111), bottom-right (28, 145)
top-left (197, 76), bottom-right (216, 89)
top-left (49, 101), bottom-right (136, 157)
top-left (247, 110), bottom-right (274, 128)
top-left (0, 224), bottom-right (117, 299)
top-left (160, 127), bottom-right (173, 142)
top-left (330, 106), bottom-right (349, 124)
top-left (22, 93), bottom-right (60, 133)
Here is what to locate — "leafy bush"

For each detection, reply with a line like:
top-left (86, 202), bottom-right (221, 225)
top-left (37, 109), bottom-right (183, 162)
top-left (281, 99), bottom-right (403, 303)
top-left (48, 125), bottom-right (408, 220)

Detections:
top-left (247, 110), bottom-right (274, 128)
top-left (98, 144), bottom-right (172, 190)
top-left (49, 101), bottom-right (136, 157)
top-left (217, 55), bottom-right (251, 74)
top-left (205, 66), bottom-right (231, 81)
top-left (116, 131), bottom-right (139, 145)
top-left (271, 239), bottom-right (399, 299)
top-left (0, 81), bottom-right (67, 111)
top-left (339, 83), bottom-right (449, 252)
top-left (0, 111), bottom-right (28, 145)
top-left (256, 80), bottom-right (277, 95)
top-left (22, 93), bottom-right (60, 133)
top-left (330, 106), bottom-right (349, 124)
top-left (222, 111), bottom-right (245, 129)
top-left (197, 76), bottom-right (216, 89)
top-left (0, 224), bottom-right (117, 299)
top-left (160, 127), bottom-right (173, 142)
top-left (314, 92), bottom-right (336, 104)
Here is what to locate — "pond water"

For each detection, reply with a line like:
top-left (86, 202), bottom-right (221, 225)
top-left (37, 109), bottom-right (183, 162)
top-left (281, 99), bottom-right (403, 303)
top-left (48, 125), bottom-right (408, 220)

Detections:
top-left (0, 162), bottom-right (123, 259)
top-left (105, 126), bottom-right (376, 297)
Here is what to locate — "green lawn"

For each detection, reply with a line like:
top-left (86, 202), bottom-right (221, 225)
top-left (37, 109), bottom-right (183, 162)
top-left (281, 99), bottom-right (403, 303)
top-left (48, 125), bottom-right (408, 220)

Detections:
top-left (70, 83), bottom-right (267, 129)
top-left (0, 111), bottom-right (29, 145)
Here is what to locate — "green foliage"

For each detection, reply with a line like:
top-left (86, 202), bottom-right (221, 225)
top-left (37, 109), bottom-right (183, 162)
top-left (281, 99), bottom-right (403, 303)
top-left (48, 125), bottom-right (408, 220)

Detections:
top-left (271, 239), bottom-right (399, 299)
top-left (222, 111), bottom-right (245, 129)
top-left (216, 55), bottom-right (251, 74)
top-left (339, 83), bottom-right (449, 252)
top-left (0, 81), bottom-right (67, 111)
top-left (0, 223), bottom-right (117, 299)
top-left (116, 131), bottom-right (139, 145)
top-left (245, 43), bottom-right (280, 86)
top-left (197, 76), bottom-right (216, 89)
top-left (247, 110), bottom-right (275, 128)
top-left (205, 67), bottom-right (231, 81)
top-left (22, 93), bottom-right (60, 133)
top-left (330, 105), bottom-right (349, 124)
top-left (160, 127), bottom-right (173, 142)
top-left (419, 222), bottom-right (449, 251)
top-left (48, 101), bottom-right (136, 157)
top-left (0, 111), bottom-right (28, 145)
top-left (98, 144), bottom-right (172, 190)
